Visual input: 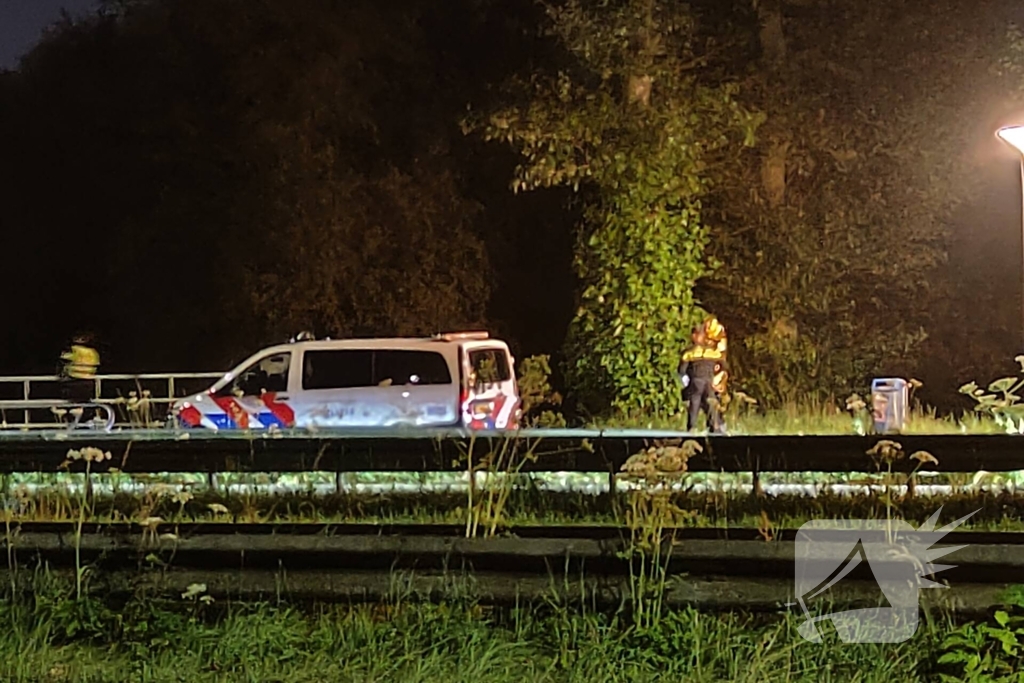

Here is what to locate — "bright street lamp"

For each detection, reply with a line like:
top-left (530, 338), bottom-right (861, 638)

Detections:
top-left (997, 125), bottom-right (1024, 350)
top-left (998, 126), bottom-right (1024, 154)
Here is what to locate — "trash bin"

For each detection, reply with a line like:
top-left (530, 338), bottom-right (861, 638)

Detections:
top-left (871, 378), bottom-right (909, 434)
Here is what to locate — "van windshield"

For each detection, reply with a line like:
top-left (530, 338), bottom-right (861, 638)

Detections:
top-left (214, 352), bottom-right (291, 397)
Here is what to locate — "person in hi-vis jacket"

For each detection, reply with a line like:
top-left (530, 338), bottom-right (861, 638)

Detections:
top-left (678, 326), bottom-right (726, 433)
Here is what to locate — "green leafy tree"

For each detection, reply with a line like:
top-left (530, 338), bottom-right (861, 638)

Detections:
top-left (472, 0), bottom-right (759, 416)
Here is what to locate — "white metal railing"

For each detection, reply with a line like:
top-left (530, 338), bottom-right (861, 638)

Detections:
top-left (0, 373), bottom-right (222, 430)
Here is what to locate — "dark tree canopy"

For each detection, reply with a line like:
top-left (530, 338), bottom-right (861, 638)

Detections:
top-left (0, 0), bottom-right (573, 373)
top-left (0, 0), bottom-right (1021, 414)
top-left (698, 0), bottom-right (1021, 405)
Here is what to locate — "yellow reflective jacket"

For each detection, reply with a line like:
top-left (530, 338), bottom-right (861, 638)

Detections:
top-left (702, 317), bottom-right (728, 391)
top-left (704, 317), bottom-right (727, 352)
top-left (678, 345), bottom-right (726, 383)
top-left (680, 345), bottom-right (724, 363)
top-left (62, 345), bottom-right (100, 379)
top-left (712, 367), bottom-right (728, 394)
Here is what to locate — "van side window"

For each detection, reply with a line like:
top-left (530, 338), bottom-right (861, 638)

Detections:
top-left (303, 350), bottom-right (373, 390)
top-left (374, 350), bottom-right (452, 386)
top-left (469, 349), bottom-right (510, 385)
top-left (220, 352), bottom-right (291, 397)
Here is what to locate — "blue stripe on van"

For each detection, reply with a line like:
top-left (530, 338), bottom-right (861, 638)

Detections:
top-left (207, 414), bottom-right (237, 429)
top-left (255, 412), bottom-right (287, 429)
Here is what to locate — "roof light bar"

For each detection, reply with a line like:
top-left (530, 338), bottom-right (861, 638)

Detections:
top-left (432, 331), bottom-right (490, 341)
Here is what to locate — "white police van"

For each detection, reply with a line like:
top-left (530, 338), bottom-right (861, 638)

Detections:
top-left (172, 332), bottom-right (520, 431)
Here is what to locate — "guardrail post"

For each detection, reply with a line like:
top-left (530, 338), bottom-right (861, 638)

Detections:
top-left (168, 377), bottom-right (175, 400)
top-left (21, 378), bottom-right (29, 428)
top-left (22, 378), bottom-right (32, 428)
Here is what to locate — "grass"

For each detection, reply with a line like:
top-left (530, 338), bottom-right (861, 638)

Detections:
top-left (11, 391), bottom-right (1001, 436)
top-left (0, 575), bottom-right (965, 682)
top-left (0, 432), bottom-right (1016, 680)
top-left (600, 400), bottom-right (1000, 435)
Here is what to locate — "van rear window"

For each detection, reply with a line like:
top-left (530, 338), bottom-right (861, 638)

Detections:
top-left (302, 349), bottom-right (452, 390)
top-left (469, 349), bottom-right (511, 384)
top-left (374, 350), bottom-right (452, 386)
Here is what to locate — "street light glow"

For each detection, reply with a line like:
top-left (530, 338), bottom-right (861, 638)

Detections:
top-left (997, 124), bottom-right (1024, 354)
top-left (998, 126), bottom-right (1024, 155)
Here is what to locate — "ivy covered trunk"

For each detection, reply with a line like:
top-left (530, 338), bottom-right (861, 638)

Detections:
top-left (470, 0), bottom-right (759, 417)
top-left (566, 194), bottom-right (711, 417)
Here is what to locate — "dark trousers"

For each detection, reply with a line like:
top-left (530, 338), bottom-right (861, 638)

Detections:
top-left (686, 378), bottom-right (722, 432)
top-left (60, 378), bottom-right (97, 424)
top-left (60, 378), bottom-right (94, 403)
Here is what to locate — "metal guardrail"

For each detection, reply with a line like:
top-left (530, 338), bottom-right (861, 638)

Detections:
top-left (0, 431), bottom-right (1019, 474)
top-left (0, 372), bottom-right (222, 430)
top-left (1, 522), bottom-right (1017, 609)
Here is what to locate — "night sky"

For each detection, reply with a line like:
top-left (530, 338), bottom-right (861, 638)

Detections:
top-left (0, 0), bottom-right (97, 70)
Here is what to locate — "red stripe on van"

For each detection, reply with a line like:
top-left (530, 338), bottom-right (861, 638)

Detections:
top-left (211, 395), bottom-right (249, 429)
top-left (261, 393), bottom-right (295, 427)
top-left (179, 405), bottom-right (203, 427)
